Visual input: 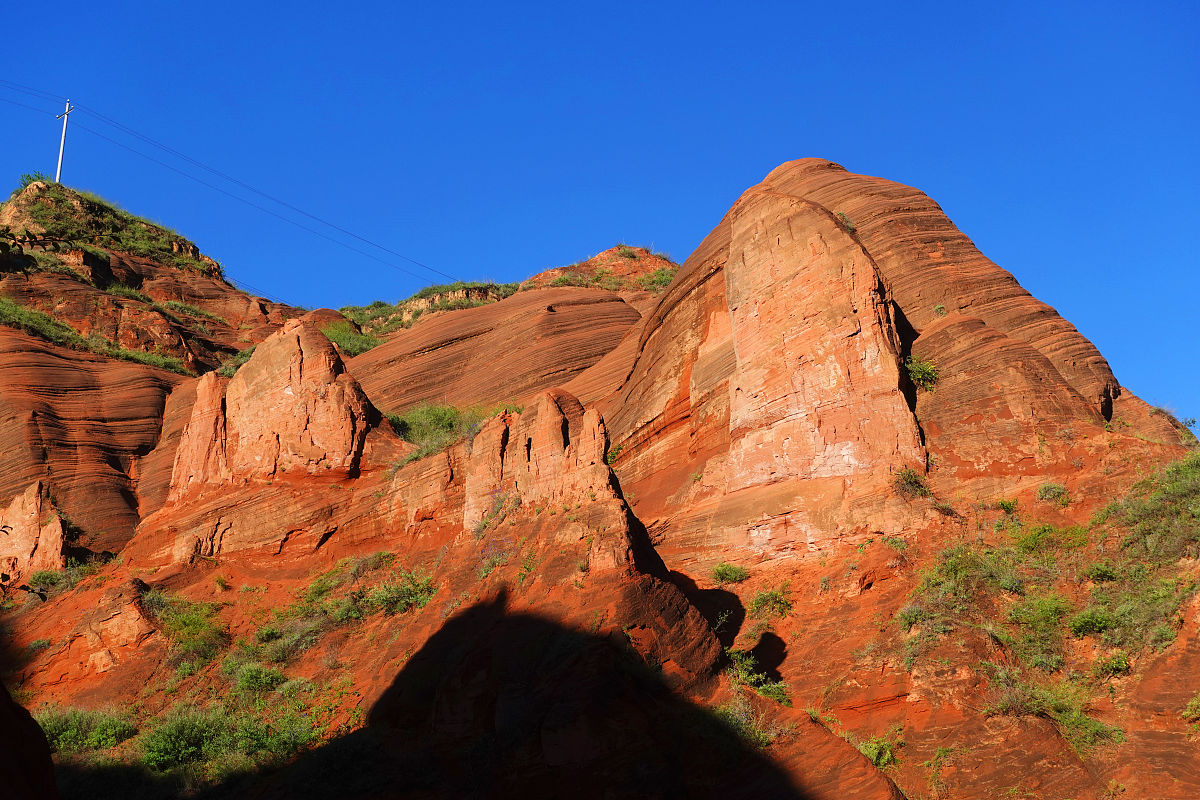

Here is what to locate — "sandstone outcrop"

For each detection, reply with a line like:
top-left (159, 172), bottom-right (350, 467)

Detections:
top-left (0, 482), bottom-right (65, 583)
top-left (0, 328), bottom-right (179, 553)
top-left (347, 285), bottom-right (641, 413)
top-left (1, 160), bottom-right (1195, 800)
top-left (130, 320), bottom-right (386, 563)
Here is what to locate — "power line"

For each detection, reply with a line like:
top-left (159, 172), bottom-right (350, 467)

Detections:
top-left (69, 120), bottom-right (442, 285)
top-left (0, 81), bottom-right (461, 286)
top-left (0, 78), bottom-right (64, 103)
top-left (76, 105), bottom-right (457, 282)
top-left (0, 95), bottom-right (60, 116)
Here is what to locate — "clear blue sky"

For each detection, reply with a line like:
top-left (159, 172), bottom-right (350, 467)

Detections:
top-left (2, 1), bottom-right (1196, 421)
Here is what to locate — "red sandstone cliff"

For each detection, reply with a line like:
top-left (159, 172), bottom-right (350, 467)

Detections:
top-left (0, 162), bottom-right (1195, 800)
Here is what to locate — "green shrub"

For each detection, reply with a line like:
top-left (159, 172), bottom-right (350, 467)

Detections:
top-left (836, 211), bottom-right (857, 233)
top-left (27, 570), bottom-right (63, 590)
top-left (725, 649), bottom-right (791, 706)
top-left (389, 403), bottom-right (495, 464)
top-left (1069, 607), bottom-right (1117, 637)
top-left (35, 707), bottom-right (136, 753)
top-left (26, 557), bottom-right (106, 594)
top-left (905, 356), bottom-right (939, 391)
top-left (17, 172), bottom-right (52, 191)
top-left (217, 347), bottom-right (255, 377)
top-left (320, 321), bottom-right (381, 357)
top-left (857, 731), bottom-right (903, 768)
top-left (365, 569), bottom-right (436, 614)
top-left (636, 266), bottom-right (678, 293)
top-left (711, 562), bottom-right (750, 585)
top-left (234, 663), bottom-right (286, 694)
top-left (140, 709), bottom-right (232, 770)
top-left (995, 498), bottom-right (1018, 515)
top-left (141, 589), bottom-right (229, 671)
top-left (1037, 482), bottom-right (1070, 506)
top-left (1093, 652), bottom-right (1131, 677)
top-left (1083, 561), bottom-right (1119, 582)
top-left (712, 694), bottom-right (775, 748)
top-left (106, 283), bottom-right (151, 303)
top-left (140, 705), bottom-right (318, 773)
top-left (1183, 693), bottom-right (1200, 724)
top-left (892, 467), bottom-right (931, 499)
top-left (604, 444), bottom-right (624, 466)
top-left (748, 584), bottom-right (792, 619)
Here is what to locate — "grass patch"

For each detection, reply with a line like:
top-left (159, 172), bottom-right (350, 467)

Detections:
top-left (14, 181), bottom-right (218, 275)
top-left (141, 590), bottom-right (230, 673)
top-left (0, 296), bottom-right (191, 374)
top-left (157, 300), bottom-right (228, 325)
top-left (106, 283), bottom-right (150, 303)
top-left (711, 562), bottom-right (750, 585)
top-left (636, 266), bottom-right (678, 293)
top-left (388, 403), bottom-right (518, 465)
top-left (1037, 482), bottom-right (1071, 507)
top-left (217, 346), bottom-right (255, 377)
top-left (984, 664), bottom-right (1122, 755)
top-left (892, 467), bottom-right (931, 499)
top-left (726, 649), bottom-right (791, 706)
top-left (748, 584), bottom-right (792, 619)
top-left (711, 693), bottom-right (777, 749)
top-left (319, 321), bottom-right (382, 357)
top-left (36, 707), bottom-right (137, 753)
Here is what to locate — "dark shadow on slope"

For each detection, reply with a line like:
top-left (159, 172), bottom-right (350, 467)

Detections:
top-left (749, 632), bottom-right (787, 683)
top-left (667, 570), bottom-right (745, 649)
top-left (56, 591), bottom-right (810, 800)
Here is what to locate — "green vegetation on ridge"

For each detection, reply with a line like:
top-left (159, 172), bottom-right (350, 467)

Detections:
top-left (387, 401), bottom-right (522, 467)
top-left (0, 296), bottom-right (191, 374)
top-left (890, 449), bottom-right (1200, 755)
top-left (6, 180), bottom-right (221, 275)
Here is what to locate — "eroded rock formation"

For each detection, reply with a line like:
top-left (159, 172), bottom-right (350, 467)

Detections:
top-left (1, 160), bottom-right (1195, 800)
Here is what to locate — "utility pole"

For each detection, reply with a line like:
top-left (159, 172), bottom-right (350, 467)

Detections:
top-left (55, 99), bottom-right (74, 183)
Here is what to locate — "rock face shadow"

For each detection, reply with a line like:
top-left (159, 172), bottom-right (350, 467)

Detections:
top-left (55, 592), bottom-right (811, 799)
top-left (667, 569), bottom-right (746, 649)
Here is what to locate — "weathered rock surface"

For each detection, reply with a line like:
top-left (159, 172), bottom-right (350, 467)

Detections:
top-left (347, 286), bottom-right (641, 413)
top-left (0, 328), bottom-right (179, 553)
top-left (1, 160), bottom-right (1195, 800)
top-left (0, 482), bottom-right (65, 583)
top-left (130, 320), bottom-right (387, 563)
